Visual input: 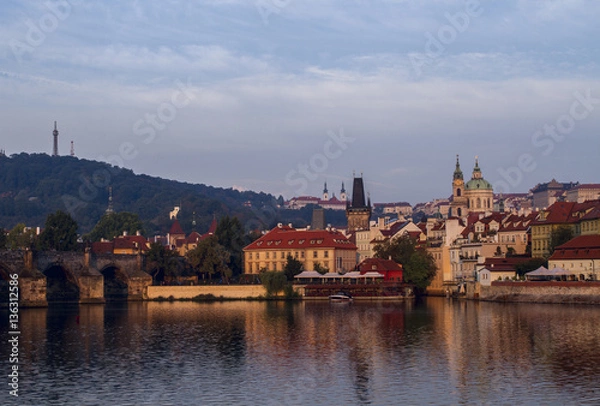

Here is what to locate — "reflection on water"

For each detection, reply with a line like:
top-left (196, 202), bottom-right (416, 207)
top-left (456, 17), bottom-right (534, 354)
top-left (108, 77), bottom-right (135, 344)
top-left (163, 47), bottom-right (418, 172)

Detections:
top-left (2, 299), bottom-right (600, 405)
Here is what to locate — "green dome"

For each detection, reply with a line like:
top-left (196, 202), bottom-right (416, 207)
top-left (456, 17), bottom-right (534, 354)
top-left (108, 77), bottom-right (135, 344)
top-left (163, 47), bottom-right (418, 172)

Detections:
top-left (465, 178), bottom-right (493, 190)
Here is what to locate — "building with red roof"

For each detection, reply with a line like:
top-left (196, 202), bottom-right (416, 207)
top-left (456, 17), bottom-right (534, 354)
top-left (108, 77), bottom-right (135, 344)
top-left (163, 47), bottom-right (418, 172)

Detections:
top-left (548, 235), bottom-right (600, 280)
top-left (357, 258), bottom-right (403, 282)
top-left (243, 224), bottom-right (357, 274)
top-left (531, 200), bottom-right (600, 257)
top-left (90, 233), bottom-right (150, 255)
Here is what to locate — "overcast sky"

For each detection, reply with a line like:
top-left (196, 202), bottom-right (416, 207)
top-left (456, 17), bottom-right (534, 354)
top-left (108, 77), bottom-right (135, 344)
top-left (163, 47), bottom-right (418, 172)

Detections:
top-left (1, 0), bottom-right (599, 205)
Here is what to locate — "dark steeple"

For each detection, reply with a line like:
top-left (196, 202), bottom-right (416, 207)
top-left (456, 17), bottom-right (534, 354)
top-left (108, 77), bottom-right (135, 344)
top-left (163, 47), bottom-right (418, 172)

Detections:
top-left (350, 177), bottom-right (368, 209)
top-left (346, 173), bottom-right (372, 232)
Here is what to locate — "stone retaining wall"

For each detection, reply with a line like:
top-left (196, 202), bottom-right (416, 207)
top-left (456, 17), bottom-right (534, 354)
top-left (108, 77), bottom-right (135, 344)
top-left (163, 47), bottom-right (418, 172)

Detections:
top-left (145, 285), bottom-right (267, 300)
top-left (479, 281), bottom-right (600, 304)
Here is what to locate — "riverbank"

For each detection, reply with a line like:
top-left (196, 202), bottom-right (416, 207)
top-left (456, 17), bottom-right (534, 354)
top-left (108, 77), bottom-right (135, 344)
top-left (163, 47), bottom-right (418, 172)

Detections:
top-left (472, 281), bottom-right (600, 305)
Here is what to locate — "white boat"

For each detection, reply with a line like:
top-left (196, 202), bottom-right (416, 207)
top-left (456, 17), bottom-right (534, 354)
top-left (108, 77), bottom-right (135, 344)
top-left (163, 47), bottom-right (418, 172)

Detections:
top-left (329, 292), bottom-right (353, 301)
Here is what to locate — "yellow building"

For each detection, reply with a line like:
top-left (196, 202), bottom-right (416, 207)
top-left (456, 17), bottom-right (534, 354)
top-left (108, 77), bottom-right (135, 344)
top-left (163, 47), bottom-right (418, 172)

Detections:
top-left (531, 200), bottom-right (600, 258)
top-left (243, 224), bottom-right (357, 274)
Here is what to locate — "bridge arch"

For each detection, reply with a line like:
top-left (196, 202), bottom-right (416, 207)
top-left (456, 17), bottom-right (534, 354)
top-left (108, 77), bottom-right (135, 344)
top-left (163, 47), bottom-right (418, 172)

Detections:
top-left (44, 264), bottom-right (80, 303)
top-left (100, 265), bottom-right (129, 301)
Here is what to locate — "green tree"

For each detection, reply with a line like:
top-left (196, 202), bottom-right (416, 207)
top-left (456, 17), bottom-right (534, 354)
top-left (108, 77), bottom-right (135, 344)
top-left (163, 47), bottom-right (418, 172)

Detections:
top-left (549, 225), bottom-right (574, 255)
top-left (283, 255), bottom-right (303, 281)
top-left (260, 270), bottom-right (287, 297)
top-left (186, 235), bottom-right (231, 282)
top-left (39, 210), bottom-right (79, 251)
top-left (313, 262), bottom-right (328, 275)
top-left (6, 224), bottom-right (37, 250)
top-left (506, 246), bottom-right (516, 257)
top-left (374, 234), bottom-right (437, 294)
top-left (216, 216), bottom-right (246, 277)
top-left (86, 212), bottom-right (144, 242)
top-left (146, 242), bottom-right (180, 284)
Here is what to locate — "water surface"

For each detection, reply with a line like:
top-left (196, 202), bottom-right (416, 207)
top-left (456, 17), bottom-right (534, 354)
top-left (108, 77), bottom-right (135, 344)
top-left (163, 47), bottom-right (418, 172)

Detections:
top-left (2, 298), bottom-right (600, 405)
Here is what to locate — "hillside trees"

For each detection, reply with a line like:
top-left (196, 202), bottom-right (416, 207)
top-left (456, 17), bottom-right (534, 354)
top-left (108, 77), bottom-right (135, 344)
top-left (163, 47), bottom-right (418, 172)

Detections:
top-left (86, 212), bottom-right (144, 242)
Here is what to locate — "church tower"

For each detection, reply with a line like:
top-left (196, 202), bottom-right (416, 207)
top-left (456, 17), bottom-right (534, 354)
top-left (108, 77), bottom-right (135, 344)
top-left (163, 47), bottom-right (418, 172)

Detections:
top-left (322, 182), bottom-right (329, 201)
top-left (346, 174), bottom-right (371, 232)
top-left (464, 156), bottom-right (493, 211)
top-left (449, 155), bottom-right (468, 217)
top-left (340, 182), bottom-right (347, 202)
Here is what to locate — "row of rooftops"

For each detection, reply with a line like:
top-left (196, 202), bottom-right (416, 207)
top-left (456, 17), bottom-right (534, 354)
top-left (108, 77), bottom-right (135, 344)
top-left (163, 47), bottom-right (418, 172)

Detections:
top-left (244, 224), bottom-right (357, 251)
top-left (91, 217), bottom-right (218, 254)
top-left (532, 200), bottom-right (600, 225)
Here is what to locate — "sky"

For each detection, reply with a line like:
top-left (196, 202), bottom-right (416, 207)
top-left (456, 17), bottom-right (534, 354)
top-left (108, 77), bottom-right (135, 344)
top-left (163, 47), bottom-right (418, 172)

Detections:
top-left (1, 0), bottom-right (599, 205)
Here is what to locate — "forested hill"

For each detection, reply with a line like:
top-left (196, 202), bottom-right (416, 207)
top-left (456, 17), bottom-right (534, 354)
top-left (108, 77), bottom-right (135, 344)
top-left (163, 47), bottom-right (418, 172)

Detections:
top-left (0, 153), bottom-right (291, 235)
top-left (0, 153), bottom-right (348, 235)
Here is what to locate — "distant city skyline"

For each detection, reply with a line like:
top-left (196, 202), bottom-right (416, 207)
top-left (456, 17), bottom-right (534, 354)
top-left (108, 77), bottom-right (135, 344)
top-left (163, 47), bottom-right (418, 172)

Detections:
top-left (1, 1), bottom-right (599, 204)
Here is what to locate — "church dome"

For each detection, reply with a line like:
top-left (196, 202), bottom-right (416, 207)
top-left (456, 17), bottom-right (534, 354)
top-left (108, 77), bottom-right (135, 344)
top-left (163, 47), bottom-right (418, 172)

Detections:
top-left (464, 157), bottom-right (493, 190)
top-left (465, 178), bottom-right (493, 190)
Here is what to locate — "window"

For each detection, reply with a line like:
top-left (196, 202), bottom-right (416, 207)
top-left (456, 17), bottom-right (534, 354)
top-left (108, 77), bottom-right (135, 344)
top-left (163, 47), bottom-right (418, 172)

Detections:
top-left (324, 251), bottom-right (329, 258)
top-left (313, 251), bottom-right (318, 258)
top-left (301, 252), bottom-right (305, 259)
top-left (248, 253), bottom-right (252, 260)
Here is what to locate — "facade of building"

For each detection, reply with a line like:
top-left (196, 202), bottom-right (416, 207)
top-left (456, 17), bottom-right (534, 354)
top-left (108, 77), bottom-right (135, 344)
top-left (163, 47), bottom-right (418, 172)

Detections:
top-left (548, 235), bottom-right (600, 280)
top-left (566, 184), bottom-right (600, 203)
top-left (530, 179), bottom-right (578, 209)
top-left (530, 200), bottom-right (600, 258)
top-left (243, 224), bottom-right (357, 274)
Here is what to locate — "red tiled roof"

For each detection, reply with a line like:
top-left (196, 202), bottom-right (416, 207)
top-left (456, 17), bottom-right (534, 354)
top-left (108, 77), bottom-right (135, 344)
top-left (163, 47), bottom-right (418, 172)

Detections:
top-left (91, 241), bottom-right (113, 254)
top-left (169, 219), bottom-right (185, 235)
top-left (244, 225), bottom-right (357, 251)
top-left (580, 207), bottom-right (600, 221)
top-left (481, 257), bottom-right (532, 272)
top-left (207, 217), bottom-right (218, 234)
top-left (575, 184), bottom-right (600, 190)
top-left (549, 235), bottom-right (600, 260)
top-left (358, 258), bottom-right (403, 273)
top-left (532, 200), bottom-right (600, 225)
top-left (554, 235), bottom-right (600, 250)
top-left (186, 231), bottom-right (202, 244)
top-left (113, 235), bottom-right (149, 251)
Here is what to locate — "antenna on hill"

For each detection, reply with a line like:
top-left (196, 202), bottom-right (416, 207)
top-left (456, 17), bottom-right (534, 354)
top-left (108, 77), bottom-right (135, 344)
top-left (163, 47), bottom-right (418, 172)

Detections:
top-left (70, 141), bottom-right (75, 157)
top-left (52, 121), bottom-right (59, 157)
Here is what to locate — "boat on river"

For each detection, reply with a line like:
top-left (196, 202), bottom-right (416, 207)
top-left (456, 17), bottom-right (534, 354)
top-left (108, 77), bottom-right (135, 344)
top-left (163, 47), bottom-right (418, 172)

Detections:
top-left (329, 292), bottom-right (353, 301)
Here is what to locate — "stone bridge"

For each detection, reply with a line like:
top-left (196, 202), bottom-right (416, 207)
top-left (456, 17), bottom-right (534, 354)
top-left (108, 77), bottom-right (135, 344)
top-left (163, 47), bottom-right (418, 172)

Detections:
top-left (0, 250), bottom-right (152, 307)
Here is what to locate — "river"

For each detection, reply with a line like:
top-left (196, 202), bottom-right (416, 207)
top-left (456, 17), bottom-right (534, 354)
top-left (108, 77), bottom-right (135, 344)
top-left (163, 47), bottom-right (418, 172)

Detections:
top-left (2, 298), bottom-right (600, 405)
